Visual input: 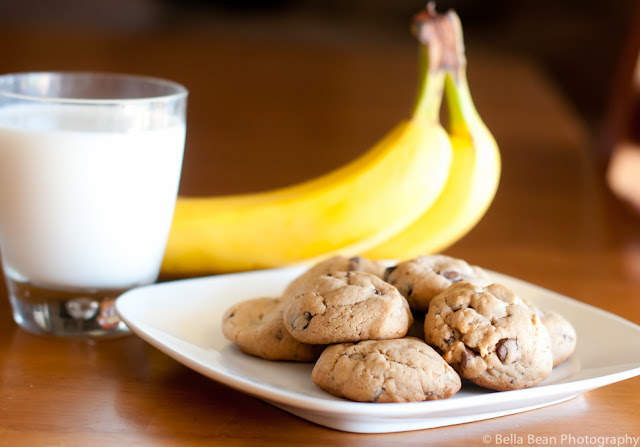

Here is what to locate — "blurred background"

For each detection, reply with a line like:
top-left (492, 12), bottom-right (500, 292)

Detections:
top-left (0, 0), bottom-right (638, 200)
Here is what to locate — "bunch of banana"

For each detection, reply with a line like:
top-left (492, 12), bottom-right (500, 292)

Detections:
top-left (161, 5), bottom-right (500, 276)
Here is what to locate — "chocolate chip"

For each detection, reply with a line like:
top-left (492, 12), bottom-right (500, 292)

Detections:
top-left (292, 311), bottom-right (313, 330)
top-left (373, 288), bottom-right (382, 296)
top-left (406, 284), bottom-right (414, 297)
top-left (372, 388), bottom-right (384, 403)
top-left (276, 330), bottom-right (283, 340)
top-left (496, 340), bottom-right (508, 362)
top-left (439, 269), bottom-right (463, 282)
top-left (383, 265), bottom-right (397, 281)
top-left (347, 256), bottom-right (363, 271)
top-left (496, 338), bottom-right (517, 363)
top-left (460, 346), bottom-right (476, 370)
top-left (445, 334), bottom-right (456, 344)
top-left (228, 312), bottom-right (235, 318)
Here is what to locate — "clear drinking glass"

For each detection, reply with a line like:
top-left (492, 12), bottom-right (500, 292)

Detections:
top-left (0, 72), bottom-right (187, 337)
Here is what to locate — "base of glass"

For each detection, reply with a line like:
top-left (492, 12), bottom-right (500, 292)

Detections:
top-left (7, 278), bottom-right (132, 338)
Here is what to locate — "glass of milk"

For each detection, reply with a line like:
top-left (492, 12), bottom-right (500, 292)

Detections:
top-left (0, 72), bottom-right (187, 337)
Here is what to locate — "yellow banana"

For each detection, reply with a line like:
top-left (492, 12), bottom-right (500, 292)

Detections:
top-left (161, 37), bottom-right (453, 276)
top-left (364, 7), bottom-right (501, 260)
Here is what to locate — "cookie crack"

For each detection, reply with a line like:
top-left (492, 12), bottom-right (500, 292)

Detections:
top-left (378, 349), bottom-right (423, 372)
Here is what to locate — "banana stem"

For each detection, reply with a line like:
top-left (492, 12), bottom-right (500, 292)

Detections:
top-left (411, 4), bottom-right (463, 123)
top-left (412, 4), bottom-right (481, 135)
top-left (444, 70), bottom-right (480, 136)
top-left (412, 47), bottom-right (446, 123)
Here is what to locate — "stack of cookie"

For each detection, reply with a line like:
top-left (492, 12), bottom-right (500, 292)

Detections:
top-left (222, 255), bottom-right (577, 403)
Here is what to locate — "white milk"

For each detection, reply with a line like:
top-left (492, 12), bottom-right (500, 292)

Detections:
top-left (0, 103), bottom-right (185, 289)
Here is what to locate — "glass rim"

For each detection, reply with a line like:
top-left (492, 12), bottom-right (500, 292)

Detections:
top-left (0, 71), bottom-right (188, 105)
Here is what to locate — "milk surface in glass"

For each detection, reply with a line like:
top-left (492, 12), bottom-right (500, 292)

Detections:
top-left (0, 103), bottom-right (185, 290)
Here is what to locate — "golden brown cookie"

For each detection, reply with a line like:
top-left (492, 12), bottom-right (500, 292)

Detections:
top-left (536, 308), bottom-right (577, 367)
top-left (284, 255), bottom-right (386, 298)
top-left (222, 297), bottom-right (325, 362)
top-left (424, 282), bottom-right (553, 391)
top-left (283, 271), bottom-right (412, 344)
top-left (385, 255), bottom-right (492, 312)
top-left (311, 337), bottom-right (461, 403)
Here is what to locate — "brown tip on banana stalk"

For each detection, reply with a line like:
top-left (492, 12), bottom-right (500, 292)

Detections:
top-left (412, 3), bottom-right (466, 73)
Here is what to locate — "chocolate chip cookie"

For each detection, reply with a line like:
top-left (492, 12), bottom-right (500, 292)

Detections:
top-left (424, 282), bottom-right (553, 391)
top-left (385, 255), bottom-right (492, 312)
top-left (284, 255), bottom-right (386, 298)
top-left (311, 337), bottom-right (461, 402)
top-left (222, 297), bottom-right (325, 362)
top-left (283, 271), bottom-right (412, 344)
top-left (536, 308), bottom-right (577, 367)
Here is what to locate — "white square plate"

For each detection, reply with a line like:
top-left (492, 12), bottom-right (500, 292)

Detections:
top-left (116, 266), bottom-right (640, 433)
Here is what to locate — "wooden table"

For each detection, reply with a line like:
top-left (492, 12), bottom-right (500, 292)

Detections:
top-left (1, 17), bottom-right (640, 446)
